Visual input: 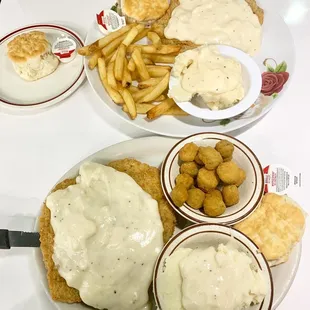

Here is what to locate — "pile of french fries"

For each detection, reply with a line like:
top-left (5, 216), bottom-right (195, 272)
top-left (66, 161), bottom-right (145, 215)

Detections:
top-left (78, 23), bottom-right (188, 120)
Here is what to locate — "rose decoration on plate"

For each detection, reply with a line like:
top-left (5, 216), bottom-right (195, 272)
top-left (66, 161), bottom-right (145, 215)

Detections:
top-left (261, 59), bottom-right (289, 98)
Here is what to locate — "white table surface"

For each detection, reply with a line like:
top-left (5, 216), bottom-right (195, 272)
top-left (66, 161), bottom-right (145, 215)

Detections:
top-left (0, 0), bottom-right (309, 309)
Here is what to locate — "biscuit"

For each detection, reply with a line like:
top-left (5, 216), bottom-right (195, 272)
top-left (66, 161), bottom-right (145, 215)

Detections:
top-left (7, 31), bottom-right (50, 63)
top-left (122, 0), bottom-right (169, 22)
top-left (234, 193), bottom-right (306, 266)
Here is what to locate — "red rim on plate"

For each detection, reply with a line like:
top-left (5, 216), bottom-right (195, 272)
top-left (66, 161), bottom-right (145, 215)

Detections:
top-left (0, 24), bottom-right (85, 107)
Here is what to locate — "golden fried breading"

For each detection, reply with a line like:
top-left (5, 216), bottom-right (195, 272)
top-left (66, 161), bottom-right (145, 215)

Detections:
top-left (203, 193), bottom-right (226, 217)
top-left (122, 0), bottom-right (169, 22)
top-left (197, 168), bottom-right (219, 192)
top-left (234, 193), bottom-right (306, 266)
top-left (217, 161), bottom-right (240, 184)
top-left (194, 154), bottom-right (204, 165)
top-left (171, 184), bottom-right (188, 207)
top-left (179, 142), bottom-right (199, 162)
top-left (176, 173), bottom-right (194, 189)
top-left (215, 139), bottom-right (234, 160)
top-left (208, 189), bottom-right (223, 201)
top-left (186, 188), bottom-right (205, 209)
top-left (222, 185), bottom-right (239, 207)
top-left (180, 161), bottom-right (199, 177)
top-left (235, 168), bottom-right (246, 187)
top-left (40, 179), bottom-right (81, 303)
top-left (152, 0), bottom-right (264, 50)
top-left (198, 146), bottom-right (223, 170)
top-left (109, 158), bottom-right (163, 201)
top-left (40, 159), bottom-right (177, 303)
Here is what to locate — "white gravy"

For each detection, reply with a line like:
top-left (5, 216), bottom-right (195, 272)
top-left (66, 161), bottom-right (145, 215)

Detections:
top-left (164, 0), bottom-right (262, 56)
top-left (157, 244), bottom-right (267, 310)
top-left (170, 45), bottom-right (244, 110)
top-left (46, 162), bottom-right (164, 310)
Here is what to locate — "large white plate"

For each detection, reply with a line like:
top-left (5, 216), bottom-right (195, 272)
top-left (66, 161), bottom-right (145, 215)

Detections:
top-left (33, 136), bottom-right (301, 309)
top-left (0, 24), bottom-right (86, 111)
top-left (85, 1), bottom-right (295, 137)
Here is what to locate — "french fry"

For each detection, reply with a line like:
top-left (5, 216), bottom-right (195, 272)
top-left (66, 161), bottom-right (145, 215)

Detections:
top-left (114, 44), bottom-right (126, 81)
top-left (120, 88), bottom-right (137, 119)
top-left (137, 72), bottom-right (169, 103)
top-left (131, 70), bottom-right (140, 81)
top-left (147, 32), bottom-right (162, 48)
top-left (147, 98), bottom-right (175, 119)
top-left (128, 85), bottom-right (140, 93)
top-left (142, 58), bottom-right (154, 65)
top-left (127, 45), bottom-right (181, 55)
top-left (132, 48), bottom-right (150, 81)
top-left (88, 50), bottom-right (103, 70)
top-left (143, 54), bottom-right (175, 64)
top-left (132, 86), bottom-right (155, 102)
top-left (123, 103), bottom-right (154, 114)
top-left (146, 66), bottom-right (171, 77)
top-left (146, 65), bottom-right (171, 71)
top-left (122, 27), bottom-right (139, 47)
top-left (128, 57), bottom-right (136, 72)
top-left (98, 58), bottom-right (123, 104)
top-left (107, 61), bottom-right (118, 89)
top-left (102, 33), bottom-right (127, 57)
top-left (133, 29), bottom-right (150, 43)
top-left (127, 45), bottom-right (157, 54)
top-left (138, 77), bottom-right (162, 88)
top-left (122, 58), bottom-right (132, 87)
top-left (148, 94), bottom-right (166, 103)
top-left (123, 103), bottom-right (188, 116)
top-left (78, 24), bottom-right (134, 56)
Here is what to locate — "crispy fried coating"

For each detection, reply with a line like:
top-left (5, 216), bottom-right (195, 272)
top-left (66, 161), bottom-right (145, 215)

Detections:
top-left (194, 154), bottom-right (204, 165)
top-left (40, 179), bottom-right (82, 303)
top-left (222, 185), bottom-right (239, 207)
top-left (203, 193), bottom-right (226, 217)
top-left (197, 168), bottom-right (219, 192)
top-left (235, 168), bottom-right (246, 187)
top-left (40, 159), bottom-right (177, 303)
top-left (217, 161), bottom-right (240, 185)
top-left (179, 142), bottom-right (199, 162)
top-left (215, 140), bottom-right (234, 160)
top-left (208, 189), bottom-right (223, 201)
top-left (186, 188), bottom-right (205, 209)
top-left (180, 161), bottom-right (199, 177)
top-left (171, 184), bottom-right (188, 207)
top-left (176, 173), bottom-right (194, 189)
top-left (198, 146), bottom-right (223, 170)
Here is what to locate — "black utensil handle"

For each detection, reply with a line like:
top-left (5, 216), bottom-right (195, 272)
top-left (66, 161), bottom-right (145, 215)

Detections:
top-left (0, 229), bottom-right (10, 249)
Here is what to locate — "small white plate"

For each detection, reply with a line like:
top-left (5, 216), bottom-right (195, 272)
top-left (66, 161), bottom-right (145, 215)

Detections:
top-left (169, 45), bottom-right (262, 120)
top-left (32, 136), bottom-right (300, 310)
top-left (0, 24), bottom-right (86, 111)
top-left (161, 132), bottom-right (264, 225)
top-left (153, 223), bottom-right (273, 310)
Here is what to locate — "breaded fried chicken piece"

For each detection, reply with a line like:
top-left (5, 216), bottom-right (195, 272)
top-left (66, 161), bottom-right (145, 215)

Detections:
top-left (109, 158), bottom-right (176, 243)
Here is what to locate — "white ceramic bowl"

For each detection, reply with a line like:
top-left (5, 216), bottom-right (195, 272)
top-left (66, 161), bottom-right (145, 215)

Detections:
top-left (169, 45), bottom-right (262, 120)
top-left (153, 223), bottom-right (274, 310)
top-left (161, 132), bottom-right (264, 225)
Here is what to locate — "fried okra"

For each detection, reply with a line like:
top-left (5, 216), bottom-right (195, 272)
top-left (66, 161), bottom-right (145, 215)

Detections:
top-left (215, 139), bottom-right (234, 160)
top-left (179, 143), bottom-right (199, 162)
top-left (217, 161), bottom-right (240, 185)
top-left (203, 193), bottom-right (226, 217)
top-left (197, 168), bottom-right (219, 192)
top-left (175, 173), bottom-right (194, 189)
top-left (198, 146), bottom-right (223, 170)
top-left (180, 162), bottom-right (199, 177)
top-left (235, 168), bottom-right (246, 187)
top-left (186, 188), bottom-right (205, 209)
top-left (222, 185), bottom-right (240, 206)
top-left (171, 184), bottom-right (188, 207)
